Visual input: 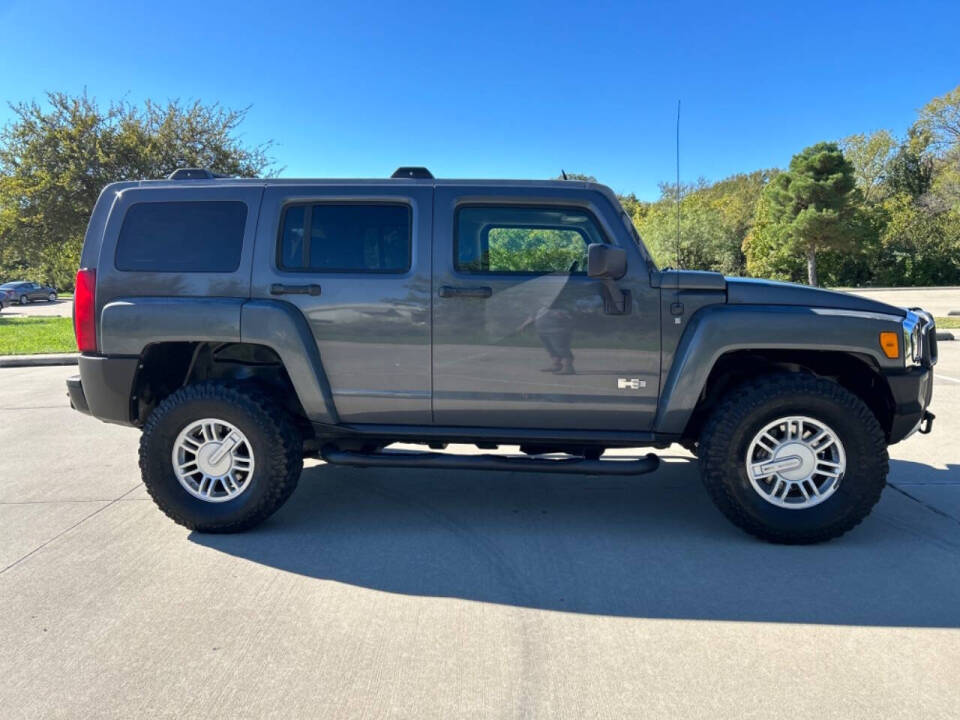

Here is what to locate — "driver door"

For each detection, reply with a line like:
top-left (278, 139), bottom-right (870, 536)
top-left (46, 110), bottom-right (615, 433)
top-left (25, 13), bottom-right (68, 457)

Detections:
top-left (431, 187), bottom-right (660, 430)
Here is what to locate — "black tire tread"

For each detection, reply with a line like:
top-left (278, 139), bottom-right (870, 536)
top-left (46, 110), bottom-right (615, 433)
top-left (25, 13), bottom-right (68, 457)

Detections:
top-left (139, 382), bottom-right (302, 533)
top-left (698, 373), bottom-right (888, 544)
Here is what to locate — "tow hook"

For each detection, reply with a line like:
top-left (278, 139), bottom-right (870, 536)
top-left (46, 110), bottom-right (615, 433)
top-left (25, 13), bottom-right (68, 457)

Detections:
top-left (919, 411), bottom-right (935, 435)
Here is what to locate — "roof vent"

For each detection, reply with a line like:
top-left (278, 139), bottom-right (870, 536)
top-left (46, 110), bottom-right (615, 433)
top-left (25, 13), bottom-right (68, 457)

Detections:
top-left (167, 168), bottom-right (220, 180)
top-left (391, 166), bottom-right (434, 179)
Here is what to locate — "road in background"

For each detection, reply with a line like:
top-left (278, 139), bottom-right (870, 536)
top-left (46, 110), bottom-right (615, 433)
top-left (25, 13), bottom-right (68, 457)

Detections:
top-left (1, 356), bottom-right (958, 719)
top-left (842, 287), bottom-right (960, 317)
top-left (1, 298), bottom-right (72, 318)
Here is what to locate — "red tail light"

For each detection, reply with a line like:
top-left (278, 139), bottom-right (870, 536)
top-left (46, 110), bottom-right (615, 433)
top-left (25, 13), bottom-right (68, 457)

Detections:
top-left (74, 268), bottom-right (97, 353)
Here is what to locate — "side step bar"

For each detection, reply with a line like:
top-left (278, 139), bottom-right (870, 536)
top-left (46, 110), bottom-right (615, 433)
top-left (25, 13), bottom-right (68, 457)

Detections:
top-left (321, 447), bottom-right (660, 476)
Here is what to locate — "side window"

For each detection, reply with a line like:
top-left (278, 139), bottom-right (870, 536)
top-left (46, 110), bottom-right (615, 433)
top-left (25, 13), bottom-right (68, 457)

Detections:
top-left (278, 203), bottom-right (411, 273)
top-left (115, 201), bottom-right (247, 272)
top-left (455, 206), bottom-right (606, 274)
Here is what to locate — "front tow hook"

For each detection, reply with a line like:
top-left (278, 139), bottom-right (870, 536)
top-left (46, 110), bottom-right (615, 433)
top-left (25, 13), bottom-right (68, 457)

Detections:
top-left (920, 410), bottom-right (935, 434)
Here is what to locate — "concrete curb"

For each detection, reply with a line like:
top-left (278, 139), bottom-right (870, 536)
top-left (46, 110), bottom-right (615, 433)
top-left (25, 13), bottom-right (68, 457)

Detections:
top-left (0, 353), bottom-right (79, 368)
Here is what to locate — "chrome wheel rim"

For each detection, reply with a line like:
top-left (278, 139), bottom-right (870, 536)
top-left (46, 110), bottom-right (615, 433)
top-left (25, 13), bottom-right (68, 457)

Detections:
top-left (745, 416), bottom-right (845, 509)
top-left (172, 418), bottom-right (255, 503)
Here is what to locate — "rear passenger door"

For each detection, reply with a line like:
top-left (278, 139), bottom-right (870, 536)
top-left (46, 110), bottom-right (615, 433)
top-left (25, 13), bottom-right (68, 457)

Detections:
top-left (432, 186), bottom-right (661, 430)
top-left (252, 185), bottom-right (433, 425)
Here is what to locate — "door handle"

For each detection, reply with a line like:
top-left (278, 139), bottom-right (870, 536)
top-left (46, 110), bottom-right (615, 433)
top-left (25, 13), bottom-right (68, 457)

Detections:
top-left (270, 283), bottom-right (322, 296)
top-left (439, 285), bottom-right (493, 299)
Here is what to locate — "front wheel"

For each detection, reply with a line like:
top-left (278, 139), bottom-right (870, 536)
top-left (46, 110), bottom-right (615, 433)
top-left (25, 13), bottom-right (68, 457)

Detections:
top-left (139, 382), bottom-right (303, 532)
top-left (698, 373), bottom-right (888, 544)
top-left (48, 292), bottom-right (57, 302)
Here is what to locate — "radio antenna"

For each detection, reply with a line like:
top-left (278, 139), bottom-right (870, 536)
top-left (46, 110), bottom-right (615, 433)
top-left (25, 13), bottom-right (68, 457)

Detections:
top-left (675, 99), bottom-right (682, 269)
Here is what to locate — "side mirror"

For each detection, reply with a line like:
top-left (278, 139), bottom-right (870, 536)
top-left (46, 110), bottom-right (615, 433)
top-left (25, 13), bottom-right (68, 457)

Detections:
top-left (587, 243), bottom-right (627, 280)
top-left (586, 244), bottom-right (628, 314)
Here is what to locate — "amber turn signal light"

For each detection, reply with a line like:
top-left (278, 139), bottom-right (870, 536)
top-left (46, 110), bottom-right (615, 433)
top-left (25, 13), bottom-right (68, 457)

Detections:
top-left (879, 331), bottom-right (899, 359)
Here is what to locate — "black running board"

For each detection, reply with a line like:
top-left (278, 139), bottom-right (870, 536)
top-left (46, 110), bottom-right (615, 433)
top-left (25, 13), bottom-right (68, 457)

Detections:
top-left (321, 447), bottom-right (660, 476)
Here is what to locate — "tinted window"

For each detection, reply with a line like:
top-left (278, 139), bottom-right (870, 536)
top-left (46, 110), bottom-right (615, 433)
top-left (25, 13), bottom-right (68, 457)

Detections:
top-left (456, 206), bottom-right (606, 274)
top-left (115, 201), bottom-right (247, 272)
top-left (279, 204), bottom-right (410, 272)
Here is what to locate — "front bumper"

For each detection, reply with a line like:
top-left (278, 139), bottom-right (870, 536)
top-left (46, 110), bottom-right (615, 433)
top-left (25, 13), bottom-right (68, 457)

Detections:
top-left (66, 355), bottom-right (139, 426)
top-left (885, 365), bottom-right (934, 443)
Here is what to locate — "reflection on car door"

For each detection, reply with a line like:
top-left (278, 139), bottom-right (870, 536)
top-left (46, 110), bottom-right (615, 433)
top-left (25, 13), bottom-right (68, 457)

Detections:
top-left (432, 187), bottom-right (661, 430)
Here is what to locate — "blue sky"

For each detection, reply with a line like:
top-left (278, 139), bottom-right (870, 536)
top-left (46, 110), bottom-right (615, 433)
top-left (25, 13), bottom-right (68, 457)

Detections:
top-left (1, 0), bottom-right (958, 200)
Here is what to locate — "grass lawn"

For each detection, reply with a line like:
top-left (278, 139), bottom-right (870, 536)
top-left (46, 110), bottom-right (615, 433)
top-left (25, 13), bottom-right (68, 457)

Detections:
top-left (935, 316), bottom-right (960, 329)
top-left (0, 316), bottom-right (76, 355)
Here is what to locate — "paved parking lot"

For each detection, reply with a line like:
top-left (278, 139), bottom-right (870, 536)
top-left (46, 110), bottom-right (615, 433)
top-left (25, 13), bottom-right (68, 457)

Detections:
top-left (1, 353), bottom-right (959, 719)
top-left (1, 297), bottom-right (72, 318)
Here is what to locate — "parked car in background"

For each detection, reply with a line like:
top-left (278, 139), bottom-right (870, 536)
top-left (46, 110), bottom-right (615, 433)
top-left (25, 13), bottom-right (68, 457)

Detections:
top-left (0, 281), bottom-right (58, 304)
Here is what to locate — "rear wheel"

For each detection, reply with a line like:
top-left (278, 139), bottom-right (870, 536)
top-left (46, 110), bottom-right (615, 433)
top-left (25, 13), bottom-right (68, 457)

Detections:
top-left (19, 295), bottom-right (27, 305)
top-left (139, 382), bottom-right (303, 532)
top-left (698, 373), bottom-right (888, 544)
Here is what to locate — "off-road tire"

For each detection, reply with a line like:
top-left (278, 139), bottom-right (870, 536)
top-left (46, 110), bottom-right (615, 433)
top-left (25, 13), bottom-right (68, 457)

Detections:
top-left (139, 382), bottom-right (303, 532)
top-left (698, 373), bottom-right (888, 544)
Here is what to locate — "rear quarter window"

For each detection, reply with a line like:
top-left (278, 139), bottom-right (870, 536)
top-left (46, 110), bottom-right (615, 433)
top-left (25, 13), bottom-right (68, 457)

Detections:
top-left (115, 201), bottom-right (247, 272)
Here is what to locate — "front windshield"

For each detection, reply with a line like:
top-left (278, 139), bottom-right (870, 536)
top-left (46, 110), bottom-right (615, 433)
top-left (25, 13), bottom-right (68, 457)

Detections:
top-left (620, 211), bottom-right (656, 270)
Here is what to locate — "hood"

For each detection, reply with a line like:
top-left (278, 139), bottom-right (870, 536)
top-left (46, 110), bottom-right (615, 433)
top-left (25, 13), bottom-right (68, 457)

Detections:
top-left (725, 277), bottom-right (906, 317)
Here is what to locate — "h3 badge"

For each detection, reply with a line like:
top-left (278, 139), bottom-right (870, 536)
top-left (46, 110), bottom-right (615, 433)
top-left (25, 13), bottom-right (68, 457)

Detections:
top-left (617, 378), bottom-right (645, 390)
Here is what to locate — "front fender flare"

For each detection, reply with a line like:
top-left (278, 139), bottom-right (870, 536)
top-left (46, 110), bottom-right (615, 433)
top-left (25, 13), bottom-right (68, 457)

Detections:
top-left (653, 305), bottom-right (904, 435)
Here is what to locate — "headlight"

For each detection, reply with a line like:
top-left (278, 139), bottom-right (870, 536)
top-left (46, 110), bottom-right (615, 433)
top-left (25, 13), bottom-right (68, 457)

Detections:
top-left (901, 313), bottom-right (923, 366)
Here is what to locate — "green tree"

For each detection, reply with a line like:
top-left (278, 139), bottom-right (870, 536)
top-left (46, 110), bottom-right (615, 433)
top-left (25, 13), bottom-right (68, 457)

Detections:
top-left (916, 84), bottom-right (960, 151)
top-left (745, 142), bottom-right (856, 286)
top-left (634, 171), bottom-right (771, 275)
top-left (840, 130), bottom-right (896, 203)
top-left (886, 129), bottom-right (935, 199)
top-left (0, 92), bottom-right (273, 289)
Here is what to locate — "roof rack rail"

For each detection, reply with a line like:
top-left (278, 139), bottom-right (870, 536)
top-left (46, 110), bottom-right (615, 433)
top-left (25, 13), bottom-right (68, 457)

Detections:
top-left (391, 166), bottom-right (434, 179)
top-left (167, 168), bottom-right (229, 180)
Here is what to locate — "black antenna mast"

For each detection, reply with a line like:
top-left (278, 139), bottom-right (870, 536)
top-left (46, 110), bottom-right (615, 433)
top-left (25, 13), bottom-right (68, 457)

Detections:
top-left (675, 99), bottom-right (682, 269)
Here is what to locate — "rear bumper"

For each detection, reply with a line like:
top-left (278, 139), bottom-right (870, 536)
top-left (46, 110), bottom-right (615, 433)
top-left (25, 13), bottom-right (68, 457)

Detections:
top-left (65, 355), bottom-right (139, 426)
top-left (885, 365), bottom-right (934, 444)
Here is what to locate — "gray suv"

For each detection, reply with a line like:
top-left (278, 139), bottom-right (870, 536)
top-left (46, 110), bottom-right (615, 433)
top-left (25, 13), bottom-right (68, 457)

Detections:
top-left (66, 167), bottom-right (936, 543)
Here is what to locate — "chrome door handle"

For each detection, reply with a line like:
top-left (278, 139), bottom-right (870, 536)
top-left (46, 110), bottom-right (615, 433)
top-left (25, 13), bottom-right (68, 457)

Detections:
top-left (270, 283), bottom-right (322, 296)
top-left (439, 286), bottom-right (492, 298)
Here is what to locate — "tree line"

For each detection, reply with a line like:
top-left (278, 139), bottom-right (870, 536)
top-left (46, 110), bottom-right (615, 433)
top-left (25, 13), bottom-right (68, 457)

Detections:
top-left (622, 84), bottom-right (960, 287)
top-left (1, 87), bottom-right (958, 290)
top-left (0, 92), bottom-right (271, 290)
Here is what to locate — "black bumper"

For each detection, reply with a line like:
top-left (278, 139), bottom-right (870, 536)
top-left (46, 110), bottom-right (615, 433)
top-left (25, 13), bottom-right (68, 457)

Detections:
top-left (66, 355), bottom-right (139, 426)
top-left (885, 365), bottom-right (934, 444)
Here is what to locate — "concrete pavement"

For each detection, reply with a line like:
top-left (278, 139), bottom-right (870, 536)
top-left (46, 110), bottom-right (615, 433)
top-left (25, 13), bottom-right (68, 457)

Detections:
top-left (1, 297), bottom-right (73, 318)
top-left (1, 362), bottom-right (959, 719)
top-left (842, 286), bottom-right (960, 317)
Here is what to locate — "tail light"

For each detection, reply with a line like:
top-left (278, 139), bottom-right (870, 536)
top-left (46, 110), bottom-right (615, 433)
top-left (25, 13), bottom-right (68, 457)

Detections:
top-left (74, 268), bottom-right (97, 353)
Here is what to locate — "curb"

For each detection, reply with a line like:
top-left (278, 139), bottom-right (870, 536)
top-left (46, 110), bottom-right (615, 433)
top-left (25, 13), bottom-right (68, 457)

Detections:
top-left (936, 332), bottom-right (955, 342)
top-left (0, 353), bottom-right (79, 368)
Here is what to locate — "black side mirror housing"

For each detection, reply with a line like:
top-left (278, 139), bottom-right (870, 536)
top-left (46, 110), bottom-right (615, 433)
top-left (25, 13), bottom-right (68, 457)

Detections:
top-left (587, 243), bottom-right (627, 280)
top-left (586, 244), bottom-right (629, 314)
